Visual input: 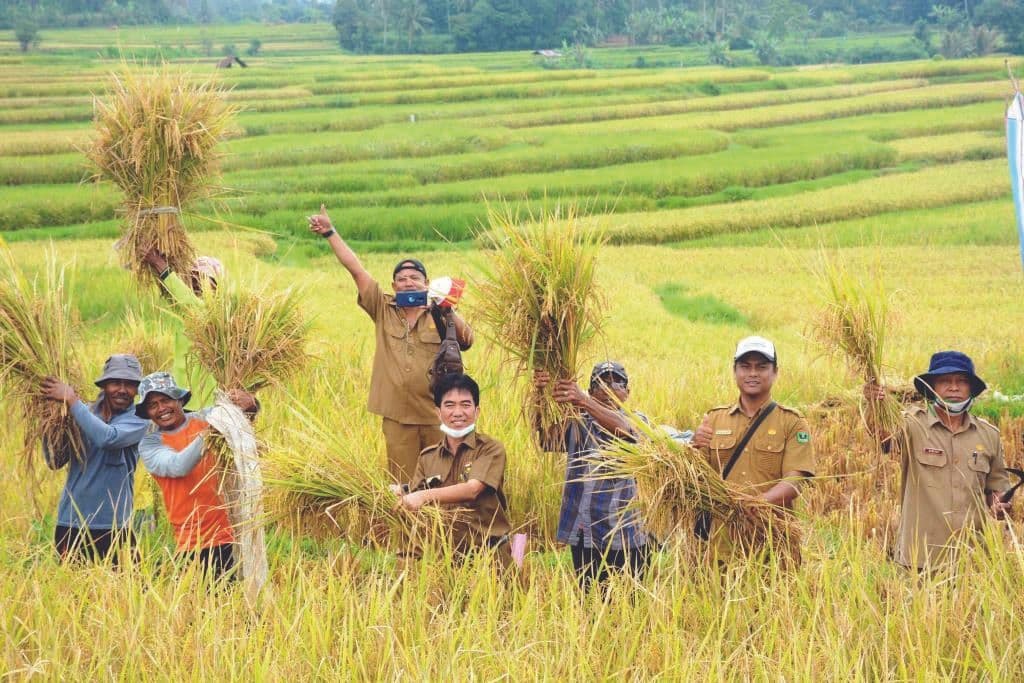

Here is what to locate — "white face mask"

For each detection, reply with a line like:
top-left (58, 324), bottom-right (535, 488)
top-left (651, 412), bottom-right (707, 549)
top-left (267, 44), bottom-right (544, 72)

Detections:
top-left (933, 396), bottom-right (973, 415)
top-left (440, 422), bottom-right (476, 439)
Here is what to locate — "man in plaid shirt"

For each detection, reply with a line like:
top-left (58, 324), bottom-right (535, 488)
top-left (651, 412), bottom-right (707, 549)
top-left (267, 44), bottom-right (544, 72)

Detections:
top-left (534, 361), bottom-right (650, 588)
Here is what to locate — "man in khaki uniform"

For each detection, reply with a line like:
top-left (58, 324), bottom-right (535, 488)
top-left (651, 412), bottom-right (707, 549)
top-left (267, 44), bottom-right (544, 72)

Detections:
top-left (310, 206), bottom-right (473, 481)
top-left (866, 351), bottom-right (1011, 569)
top-left (391, 374), bottom-right (511, 567)
top-left (693, 336), bottom-right (816, 558)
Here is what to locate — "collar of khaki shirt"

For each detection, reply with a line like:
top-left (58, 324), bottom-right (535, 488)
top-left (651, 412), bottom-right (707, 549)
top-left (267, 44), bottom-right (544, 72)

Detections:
top-left (921, 403), bottom-right (979, 434)
top-left (437, 430), bottom-right (479, 457)
top-left (726, 397), bottom-right (774, 417)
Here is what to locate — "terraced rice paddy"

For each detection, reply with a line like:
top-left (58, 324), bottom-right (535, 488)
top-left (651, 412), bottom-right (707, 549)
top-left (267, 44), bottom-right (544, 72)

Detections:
top-left (3, 24), bottom-right (1024, 680)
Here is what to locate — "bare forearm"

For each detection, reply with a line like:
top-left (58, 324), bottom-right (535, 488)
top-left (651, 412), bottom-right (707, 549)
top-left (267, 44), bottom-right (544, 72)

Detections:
top-left (420, 481), bottom-right (483, 506)
top-left (452, 312), bottom-right (473, 349)
top-left (579, 396), bottom-right (633, 438)
top-left (761, 472), bottom-right (808, 508)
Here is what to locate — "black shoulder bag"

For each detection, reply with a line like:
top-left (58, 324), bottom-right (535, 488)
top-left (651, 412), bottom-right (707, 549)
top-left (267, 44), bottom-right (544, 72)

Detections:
top-left (694, 401), bottom-right (777, 540)
top-left (428, 305), bottom-right (464, 393)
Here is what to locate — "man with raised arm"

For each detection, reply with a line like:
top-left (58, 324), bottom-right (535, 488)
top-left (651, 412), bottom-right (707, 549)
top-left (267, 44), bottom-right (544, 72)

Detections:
top-left (309, 205), bottom-right (473, 482)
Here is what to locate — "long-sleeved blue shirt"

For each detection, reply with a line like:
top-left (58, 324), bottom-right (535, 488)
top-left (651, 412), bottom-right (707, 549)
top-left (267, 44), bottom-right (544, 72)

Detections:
top-left (43, 397), bottom-right (150, 530)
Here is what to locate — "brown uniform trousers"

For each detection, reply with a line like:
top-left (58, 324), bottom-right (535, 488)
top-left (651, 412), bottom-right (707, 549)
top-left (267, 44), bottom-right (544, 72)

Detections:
top-left (357, 279), bottom-right (472, 482)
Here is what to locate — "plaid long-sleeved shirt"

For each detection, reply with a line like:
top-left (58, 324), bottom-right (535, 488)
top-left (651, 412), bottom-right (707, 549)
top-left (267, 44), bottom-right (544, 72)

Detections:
top-left (552, 412), bottom-right (648, 551)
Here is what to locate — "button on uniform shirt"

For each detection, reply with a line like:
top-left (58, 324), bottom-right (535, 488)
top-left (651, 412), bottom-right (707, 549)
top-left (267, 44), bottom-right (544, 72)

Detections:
top-left (889, 405), bottom-right (1009, 569)
top-left (410, 431), bottom-right (511, 548)
top-left (140, 412), bottom-right (235, 551)
top-left (549, 412), bottom-right (649, 551)
top-left (700, 401), bottom-right (815, 555)
top-left (359, 279), bottom-right (448, 425)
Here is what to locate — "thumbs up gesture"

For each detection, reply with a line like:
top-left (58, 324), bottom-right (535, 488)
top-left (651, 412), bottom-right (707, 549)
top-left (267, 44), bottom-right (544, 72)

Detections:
top-left (308, 203), bottom-right (334, 236)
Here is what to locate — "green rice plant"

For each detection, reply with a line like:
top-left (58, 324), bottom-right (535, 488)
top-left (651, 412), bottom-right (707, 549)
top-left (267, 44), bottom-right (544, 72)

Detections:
top-left (473, 204), bottom-right (606, 432)
top-left (0, 243), bottom-right (85, 467)
top-left (890, 130), bottom-right (1003, 163)
top-left (0, 153), bottom-right (88, 186)
top-left (86, 67), bottom-right (239, 284)
top-left (599, 158), bottom-right (1008, 244)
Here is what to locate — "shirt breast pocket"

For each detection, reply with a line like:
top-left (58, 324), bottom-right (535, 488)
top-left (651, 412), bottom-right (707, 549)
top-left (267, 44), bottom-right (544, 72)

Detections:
top-left (967, 452), bottom-right (991, 487)
top-left (384, 315), bottom-right (408, 340)
top-left (752, 438), bottom-right (784, 476)
top-left (710, 435), bottom-right (737, 453)
top-left (915, 450), bottom-right (947, 468)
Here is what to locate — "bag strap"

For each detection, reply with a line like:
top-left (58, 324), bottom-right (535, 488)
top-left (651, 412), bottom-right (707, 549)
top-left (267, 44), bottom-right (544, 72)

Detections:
top-left (719, 401), bottom-right (777, 481)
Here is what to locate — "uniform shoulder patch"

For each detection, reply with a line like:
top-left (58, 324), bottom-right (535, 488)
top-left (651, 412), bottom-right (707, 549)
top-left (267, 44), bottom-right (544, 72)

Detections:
top-left (708, 404), bottom-right (733, 412)
top-left (796, 431), bottom-right (810, 444)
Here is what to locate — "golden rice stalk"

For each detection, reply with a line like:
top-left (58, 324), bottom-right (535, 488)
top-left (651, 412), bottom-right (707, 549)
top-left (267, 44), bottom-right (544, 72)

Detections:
top-left (86, 67), bottom-right (238, 284)
top-left (473, 204), bottom-right (606, 432)
top-left (0, 245), bottom-right (85, 467)
top-left (116, 309), bottom-right (174, 374)
top-left (181, 284), bottom-right (311, 393)
top-left (809, 248), bottom-right (904, 437)
top-left (592, 419), bottom-right (801, 563)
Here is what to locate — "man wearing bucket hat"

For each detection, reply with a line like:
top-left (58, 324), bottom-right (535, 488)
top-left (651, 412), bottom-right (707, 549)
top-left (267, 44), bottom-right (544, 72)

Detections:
top-left (865, 351), bottom-right (1011, 569)
top-left (693, 336), bottom-right (816, 560)
top-left (40, 354), bottom-right (150, 563)
top-left (533, 360), bottom-right (652, 587)
top-left (136, 372), bottom-right (256, 578)
top-left (309, 205), bottom-right (473, 482)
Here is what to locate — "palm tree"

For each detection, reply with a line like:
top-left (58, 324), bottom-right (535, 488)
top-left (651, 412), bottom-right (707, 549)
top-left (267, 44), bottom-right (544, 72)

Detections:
top-left (397, 0), bottom-right (433, 51)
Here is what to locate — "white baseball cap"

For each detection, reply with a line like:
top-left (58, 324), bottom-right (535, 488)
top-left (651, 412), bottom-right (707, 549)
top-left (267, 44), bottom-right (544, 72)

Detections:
top-left (734, 336), bottom-right (776, 363)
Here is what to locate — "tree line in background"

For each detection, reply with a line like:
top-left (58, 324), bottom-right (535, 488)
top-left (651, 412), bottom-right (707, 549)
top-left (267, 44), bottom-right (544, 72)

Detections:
top-left (2, 0), bottom-right (1022, 62)
top-left (331, 0), bottom-right (1023, 60)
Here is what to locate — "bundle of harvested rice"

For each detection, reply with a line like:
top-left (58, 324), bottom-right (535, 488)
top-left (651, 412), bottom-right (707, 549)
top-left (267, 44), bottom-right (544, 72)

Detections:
top-left (810, 248), bottom-right (903, 437)
top-left (179, 283), bottom-right (310, 608)
top-left (592, 419), bottom-right (801, 563)
top-left (182, 284), bottom-right (311, 393)
top-left (0, 246), bottom-right (85, 467)
top-left (86, 67), bottom-right (238, 284)
top-left (474, 205), bottom-right (605, 432)
top-left (264, 406), bottom-right (404, 542)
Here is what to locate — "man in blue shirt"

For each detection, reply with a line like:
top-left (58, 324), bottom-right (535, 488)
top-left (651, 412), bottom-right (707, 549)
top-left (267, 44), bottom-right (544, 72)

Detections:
top-left (534, 361), bottom-right (650, 588)
top-left (41, 354), bottom-right (150, 563)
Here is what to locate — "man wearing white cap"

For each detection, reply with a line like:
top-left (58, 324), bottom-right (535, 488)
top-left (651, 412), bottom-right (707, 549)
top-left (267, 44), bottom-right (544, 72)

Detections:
top-left (692, 336), bottom-right (816, 559)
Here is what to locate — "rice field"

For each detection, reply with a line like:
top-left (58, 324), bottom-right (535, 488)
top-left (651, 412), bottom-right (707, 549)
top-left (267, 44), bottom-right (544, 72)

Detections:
top-left (3, 25), bottom-right (1024, 680)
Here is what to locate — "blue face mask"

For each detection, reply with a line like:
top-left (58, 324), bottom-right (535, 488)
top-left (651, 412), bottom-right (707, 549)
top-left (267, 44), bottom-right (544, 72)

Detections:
top-left (933, 396), bottom-right (973, 415)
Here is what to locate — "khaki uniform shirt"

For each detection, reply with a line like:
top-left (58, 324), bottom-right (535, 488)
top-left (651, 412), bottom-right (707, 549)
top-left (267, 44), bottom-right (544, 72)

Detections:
top-left (891, 405), bottom-right (1010, 568)
top-left (700, 400), bottom-right (816, 558)
top-left (359, 280), bottom-right (452, 425)
top-left (411, 431), bottom-right (511, 547)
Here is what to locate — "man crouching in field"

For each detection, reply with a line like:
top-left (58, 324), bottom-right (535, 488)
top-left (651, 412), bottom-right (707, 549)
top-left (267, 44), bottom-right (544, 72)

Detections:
top-left (309, 205), bottom-right (473, 484)
top-left (533, 361), bottom-right (652, 588)
top-left (692, 336), bottom-right (816, 560)
top-left (136, 372), bottom-right (257, 579)
top-left (390, 373), bottom-right (512, 569)
top-left (865, 351), bottom-right (1011, 570)
top-left (42, 354), bottom-right (149, 563)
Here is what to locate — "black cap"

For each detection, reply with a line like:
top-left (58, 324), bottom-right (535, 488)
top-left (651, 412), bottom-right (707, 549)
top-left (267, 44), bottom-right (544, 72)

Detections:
top-left (590, 360), bottom-right (628, 386)
top-left (393, 258), bottom-right (427, 279)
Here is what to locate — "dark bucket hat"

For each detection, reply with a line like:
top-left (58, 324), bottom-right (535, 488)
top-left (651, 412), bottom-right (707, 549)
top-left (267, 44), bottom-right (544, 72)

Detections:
top-left (913, 350), bottom-right (987, 399)
top-left (135, 372), bottom-right (192, 418)
top-left (590, 360), bottom-right (628, 387)
top-left (94, 354), bottom-right (144, 387)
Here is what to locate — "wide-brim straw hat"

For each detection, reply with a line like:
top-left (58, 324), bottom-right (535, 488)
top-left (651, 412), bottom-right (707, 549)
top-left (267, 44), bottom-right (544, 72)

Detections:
top-left (135, 372), bottom-right (192, 418)
top-left (913, 350), bottom-right (987, 399)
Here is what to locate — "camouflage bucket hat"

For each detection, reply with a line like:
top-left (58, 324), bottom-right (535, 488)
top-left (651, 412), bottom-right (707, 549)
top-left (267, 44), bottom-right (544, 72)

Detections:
top-left (135, 372), bottom-right (192, 418)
